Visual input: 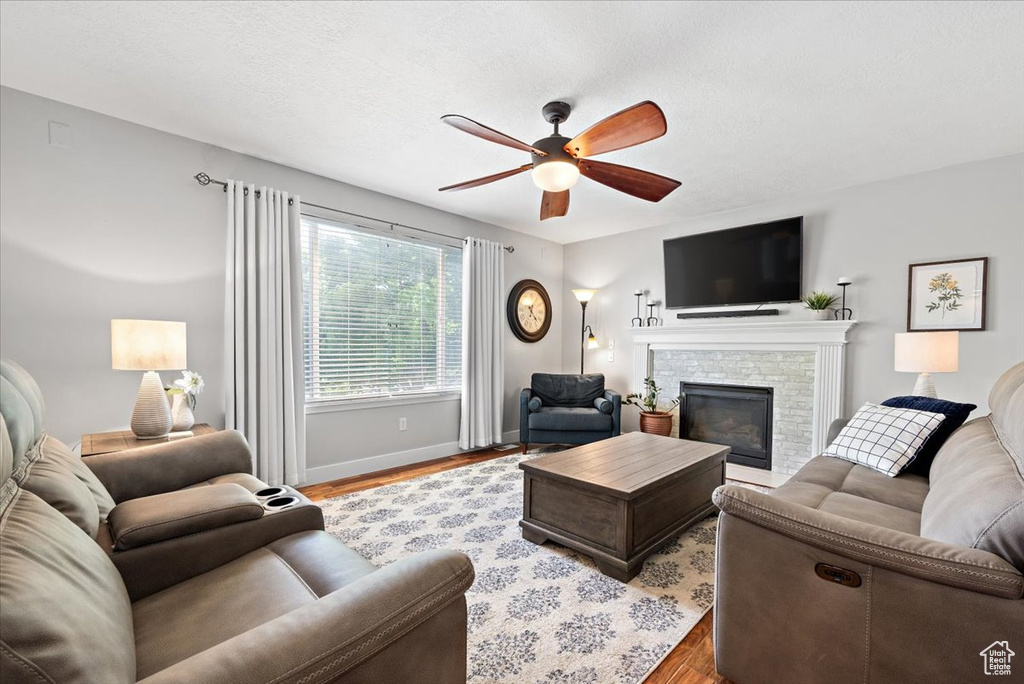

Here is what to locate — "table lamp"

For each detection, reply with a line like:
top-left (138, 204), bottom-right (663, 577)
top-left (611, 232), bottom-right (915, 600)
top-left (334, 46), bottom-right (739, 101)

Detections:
top-left (111, 319), bottom-right (187, 438)
top-left (894, 331), bottom-right (958, 398)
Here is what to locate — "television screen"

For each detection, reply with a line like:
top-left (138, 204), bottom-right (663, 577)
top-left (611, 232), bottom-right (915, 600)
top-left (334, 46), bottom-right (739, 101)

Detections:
top-left (664, 217), bottom-right (802, 308)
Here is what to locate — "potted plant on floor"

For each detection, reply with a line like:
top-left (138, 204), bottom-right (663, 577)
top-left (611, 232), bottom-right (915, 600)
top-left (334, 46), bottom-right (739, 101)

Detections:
top-left (801, 290), bottom-right (840, 320)
top-left (625, 377), bottom-right (681, 436)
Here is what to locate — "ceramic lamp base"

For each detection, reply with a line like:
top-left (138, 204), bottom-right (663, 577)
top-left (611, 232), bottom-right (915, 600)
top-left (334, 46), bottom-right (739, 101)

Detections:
top-left (131, 371), bottom-right (172, 439)
top-left (911, 372), bottom-right (938, 398)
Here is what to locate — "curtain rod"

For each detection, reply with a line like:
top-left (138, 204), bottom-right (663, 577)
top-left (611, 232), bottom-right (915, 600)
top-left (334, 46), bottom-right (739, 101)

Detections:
top-left (193, 172), bottom-right (514, 253)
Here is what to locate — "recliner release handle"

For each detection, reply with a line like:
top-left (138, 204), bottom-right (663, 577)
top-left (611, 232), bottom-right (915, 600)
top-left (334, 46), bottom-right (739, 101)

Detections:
top-left (815, 563), bottom-right (862, 588)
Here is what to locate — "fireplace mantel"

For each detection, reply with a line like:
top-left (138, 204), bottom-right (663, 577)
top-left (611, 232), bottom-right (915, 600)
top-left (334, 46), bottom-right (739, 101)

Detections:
top-left (626, 319), bottom-right (857, 347)
top-left (627, 319), bottom-right (858, 466)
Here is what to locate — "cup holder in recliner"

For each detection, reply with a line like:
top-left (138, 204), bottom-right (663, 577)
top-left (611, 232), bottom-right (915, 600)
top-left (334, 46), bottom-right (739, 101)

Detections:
top-left (263, 495), bottom-right (300, 511)
top-left (255, 487), bottom-right (288, 500)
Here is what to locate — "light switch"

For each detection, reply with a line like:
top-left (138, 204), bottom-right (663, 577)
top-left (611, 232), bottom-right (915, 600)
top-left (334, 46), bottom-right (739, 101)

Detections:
top-left (48, 121), bottom-right (72, 148)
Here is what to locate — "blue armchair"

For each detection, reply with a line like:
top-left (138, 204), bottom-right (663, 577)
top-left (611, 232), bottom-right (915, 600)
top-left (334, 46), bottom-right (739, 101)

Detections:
top-left (519, 373), bottom-right (621, 453)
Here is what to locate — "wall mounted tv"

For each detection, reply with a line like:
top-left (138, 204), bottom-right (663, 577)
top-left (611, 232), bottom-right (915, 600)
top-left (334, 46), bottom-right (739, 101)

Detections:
top-left (663, 217), bottom-right (803, 308)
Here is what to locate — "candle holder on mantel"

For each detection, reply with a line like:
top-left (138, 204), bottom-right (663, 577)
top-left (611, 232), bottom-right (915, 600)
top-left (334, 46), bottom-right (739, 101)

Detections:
top-left (834, 277), bottom-right (853, 321)
top-left (631, 290), bottom-right (645, 327)
top-left (646, 301), bottom-right (661, 327)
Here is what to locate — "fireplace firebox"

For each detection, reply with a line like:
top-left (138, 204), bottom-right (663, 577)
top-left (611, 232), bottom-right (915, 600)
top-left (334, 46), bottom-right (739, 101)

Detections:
top-left (680, 382), bottom-right (773, 470)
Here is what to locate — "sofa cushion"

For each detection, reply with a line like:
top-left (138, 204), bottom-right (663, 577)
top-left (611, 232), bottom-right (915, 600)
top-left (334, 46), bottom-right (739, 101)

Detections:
top-left (0, 375), bottom-right (39, 469)
top-left (1, 417), bottom-right (12, 483)
top-left (922, 416), bottom-right (1024, 571)
top-left (528, 396), bottom-right (543, 412)
top-left (822, 402), bottom-right (945, 476)
top-left (132, 530), bottom-right (376, 679)
top-left (988, 361), bottom-right (1024, 467)
top-left (773, 456), bottom-right (928, 535)
top-left (880, 396), bottom-right (977, 476)
top-left (528, 406), bottom-right (613, 432)
top-left (42, 434), bottom-right (116, 517)
top-left (14, 438), bottom-right (101, 539)
top-left (0, 482), bottom-right (136, 684)
top-left (531, 373), bottom-right (605, 408)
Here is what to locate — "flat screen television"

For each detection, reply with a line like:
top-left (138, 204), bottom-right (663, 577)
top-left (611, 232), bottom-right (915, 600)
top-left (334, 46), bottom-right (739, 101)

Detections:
top-left (663, 217), bottom-right (802, 308)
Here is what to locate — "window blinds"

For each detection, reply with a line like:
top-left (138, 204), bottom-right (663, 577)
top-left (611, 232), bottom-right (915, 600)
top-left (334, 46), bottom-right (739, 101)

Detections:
top-left (301, 217), bottom-right (463, 401)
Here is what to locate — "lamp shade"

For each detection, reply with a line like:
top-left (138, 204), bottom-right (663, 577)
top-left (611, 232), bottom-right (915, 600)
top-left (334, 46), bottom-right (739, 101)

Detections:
top-left (894, 331), bottom-right (958, 373)
top-left (572, 289), bottom-right (597, 303)
top-left (531, 161), bottom-right (580, 193)
top-left (111, 319), bottom-right (187, 371)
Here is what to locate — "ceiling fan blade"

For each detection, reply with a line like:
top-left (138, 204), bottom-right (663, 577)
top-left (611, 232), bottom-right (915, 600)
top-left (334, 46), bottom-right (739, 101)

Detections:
top-left (579, 159), bottom-right (680, 202)
top-left (438, 164), bottom-right (532, 192)
top-left (564, 101), bottom-right (667, 158)
top-left (540, 190), bottom-right (570, 221)
top-left (441, 115), bottom-right (547, 156)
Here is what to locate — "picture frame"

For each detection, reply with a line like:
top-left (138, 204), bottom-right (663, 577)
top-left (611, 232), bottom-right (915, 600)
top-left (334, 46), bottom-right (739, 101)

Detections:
top-left (907, 257), bottom-right (988, 332)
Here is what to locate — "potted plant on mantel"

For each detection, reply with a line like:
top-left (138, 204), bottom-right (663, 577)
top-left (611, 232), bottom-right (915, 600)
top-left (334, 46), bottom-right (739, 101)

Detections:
top-left (625, 377), bottom-right (681, 437)
top-left (801, 290), bottom-right (840, 320)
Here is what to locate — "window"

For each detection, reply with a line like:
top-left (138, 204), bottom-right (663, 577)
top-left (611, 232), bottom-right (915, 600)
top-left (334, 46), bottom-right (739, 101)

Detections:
top-left (301, 217), bottom-right (463, 402)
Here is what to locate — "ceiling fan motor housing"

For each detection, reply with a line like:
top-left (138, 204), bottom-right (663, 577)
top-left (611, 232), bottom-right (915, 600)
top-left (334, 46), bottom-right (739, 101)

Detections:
top-left (531, 135), bottom-right (576, 168)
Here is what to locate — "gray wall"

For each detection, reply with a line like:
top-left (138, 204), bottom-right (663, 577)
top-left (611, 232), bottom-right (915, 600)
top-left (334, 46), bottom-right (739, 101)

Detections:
top-left (0, 87), bottom-right (564, 480)
top-left (562, 154), bottom-right (1024, 430)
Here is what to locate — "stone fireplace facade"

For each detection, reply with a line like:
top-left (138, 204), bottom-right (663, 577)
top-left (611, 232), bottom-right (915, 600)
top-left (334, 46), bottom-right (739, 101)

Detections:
top-left (628, 319), bottom-right (857, 476)
top-left (654, 350), bottom-right (815, 474)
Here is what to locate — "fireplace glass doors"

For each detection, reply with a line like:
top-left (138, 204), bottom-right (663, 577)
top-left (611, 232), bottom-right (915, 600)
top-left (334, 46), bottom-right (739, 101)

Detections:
top-left (680, 382), bottom-right (773, 469)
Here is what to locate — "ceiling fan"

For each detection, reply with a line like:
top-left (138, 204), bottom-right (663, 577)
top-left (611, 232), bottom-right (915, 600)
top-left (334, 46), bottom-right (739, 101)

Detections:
top-left (438, 100), bottom-right (681, 221)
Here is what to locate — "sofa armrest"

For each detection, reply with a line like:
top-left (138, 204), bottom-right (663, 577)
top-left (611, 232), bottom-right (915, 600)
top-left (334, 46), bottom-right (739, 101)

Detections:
top-left (85, 430), bottom-right (253, 502)
top-left (826, 417), bottom-right (849, 444)
top-left (604, 389), bottom-right (622, 436)
top-left (713, 484), bottom-right (1024, 599)
top-left (137, 549), bottom-right (474, 684)
top-left (109, 489), bottom-right (324, 601)
top-left (520, 388), bottom-right (533, 442)
top-left (107, 483), bottom-right (263, 551)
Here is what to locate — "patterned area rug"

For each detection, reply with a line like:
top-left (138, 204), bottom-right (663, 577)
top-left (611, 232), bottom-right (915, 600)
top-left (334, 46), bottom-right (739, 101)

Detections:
top-left (319, 450), bottom-right (725, 684)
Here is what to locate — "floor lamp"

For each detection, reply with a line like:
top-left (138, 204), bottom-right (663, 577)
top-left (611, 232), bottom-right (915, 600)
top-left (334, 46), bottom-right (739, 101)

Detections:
top-left (572, 289), bottom-right (598, 374)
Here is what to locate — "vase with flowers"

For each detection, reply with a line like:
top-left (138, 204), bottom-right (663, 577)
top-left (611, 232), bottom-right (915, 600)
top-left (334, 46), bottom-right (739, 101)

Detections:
top-left (624, 377), bottom-right (681, 436)
top-left (165, 370), bottom-right (204, 431)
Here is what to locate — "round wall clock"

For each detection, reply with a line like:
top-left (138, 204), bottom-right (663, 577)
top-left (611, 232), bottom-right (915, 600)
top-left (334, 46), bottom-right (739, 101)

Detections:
top-left (507, 279), bottom-right (552, 343)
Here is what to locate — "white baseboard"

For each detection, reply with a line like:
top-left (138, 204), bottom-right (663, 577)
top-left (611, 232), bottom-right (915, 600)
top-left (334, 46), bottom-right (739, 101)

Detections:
top-left (302, 429), bottom-right (521, 486)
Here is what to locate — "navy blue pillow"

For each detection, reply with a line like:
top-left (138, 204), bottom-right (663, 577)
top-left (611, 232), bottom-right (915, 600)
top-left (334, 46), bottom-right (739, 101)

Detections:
top-left (880, 396), bottom-right (977, 476)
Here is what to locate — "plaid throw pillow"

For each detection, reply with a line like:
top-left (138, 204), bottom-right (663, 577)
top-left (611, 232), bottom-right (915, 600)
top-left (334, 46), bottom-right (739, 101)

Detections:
top-left (823, 403), bottom-right (946, 477)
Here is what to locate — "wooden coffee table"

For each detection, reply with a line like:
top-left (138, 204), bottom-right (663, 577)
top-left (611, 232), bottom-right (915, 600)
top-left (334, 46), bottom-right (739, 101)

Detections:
top-left (519, 432), bottom-right (729, 581)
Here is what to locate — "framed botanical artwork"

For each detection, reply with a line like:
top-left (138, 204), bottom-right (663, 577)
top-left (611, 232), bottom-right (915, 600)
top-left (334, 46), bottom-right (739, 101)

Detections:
top-left (907, 257), bottom-right (988, 332)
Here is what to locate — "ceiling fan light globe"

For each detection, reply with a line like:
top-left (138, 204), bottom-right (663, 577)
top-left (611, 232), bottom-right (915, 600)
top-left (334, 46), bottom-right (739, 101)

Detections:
top-left (531, 161), bottom-right (580, 193)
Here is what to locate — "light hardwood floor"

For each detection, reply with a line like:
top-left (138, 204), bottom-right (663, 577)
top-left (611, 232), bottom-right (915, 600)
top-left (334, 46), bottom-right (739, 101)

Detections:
top-left (298, 446), bottom-right (733, 684)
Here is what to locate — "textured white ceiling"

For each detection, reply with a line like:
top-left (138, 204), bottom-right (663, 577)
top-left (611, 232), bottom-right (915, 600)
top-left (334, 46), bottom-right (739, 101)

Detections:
top-left (2, 1), bottom-right (1022, 244)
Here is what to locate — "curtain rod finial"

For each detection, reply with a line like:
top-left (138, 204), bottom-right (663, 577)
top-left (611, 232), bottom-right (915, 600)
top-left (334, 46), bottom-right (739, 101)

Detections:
top-left (194, 172), bottom-right (211, 186)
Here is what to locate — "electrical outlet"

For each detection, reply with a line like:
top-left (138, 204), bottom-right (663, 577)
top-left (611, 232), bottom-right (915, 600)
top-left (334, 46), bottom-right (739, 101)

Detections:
top-left (399, 417), bottom-right (407, 431)
top-left (607, 339), bottom-right (615, 363)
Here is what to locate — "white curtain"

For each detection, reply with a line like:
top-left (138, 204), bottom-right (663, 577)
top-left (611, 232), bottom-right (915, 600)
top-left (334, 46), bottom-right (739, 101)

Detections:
top-left (224, 181), bottom-right (305, 485)
top-left (459, 238), bottom-right (505, 449)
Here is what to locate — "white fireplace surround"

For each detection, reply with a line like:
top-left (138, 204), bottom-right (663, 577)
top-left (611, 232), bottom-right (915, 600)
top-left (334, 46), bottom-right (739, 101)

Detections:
top-left (628, 319), bottom-right (858, 467)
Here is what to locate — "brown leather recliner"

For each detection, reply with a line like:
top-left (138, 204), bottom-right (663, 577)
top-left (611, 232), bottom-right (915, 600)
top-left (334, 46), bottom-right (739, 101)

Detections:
top-left (712, 362), bottom-right (1024, 684)
top-left (0, 359), bottom-right (474, 683)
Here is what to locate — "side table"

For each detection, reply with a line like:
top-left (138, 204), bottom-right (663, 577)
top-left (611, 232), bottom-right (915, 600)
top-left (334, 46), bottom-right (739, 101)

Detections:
top-left (81, 424), bottom-right (217, 457)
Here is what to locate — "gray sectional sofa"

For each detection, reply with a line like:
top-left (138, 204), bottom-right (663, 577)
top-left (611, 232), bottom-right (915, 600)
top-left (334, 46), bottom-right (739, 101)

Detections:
top-left (713, 362), bottom-right (1024, 684)
top-left (0, 359), bottom-right (474, 684)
